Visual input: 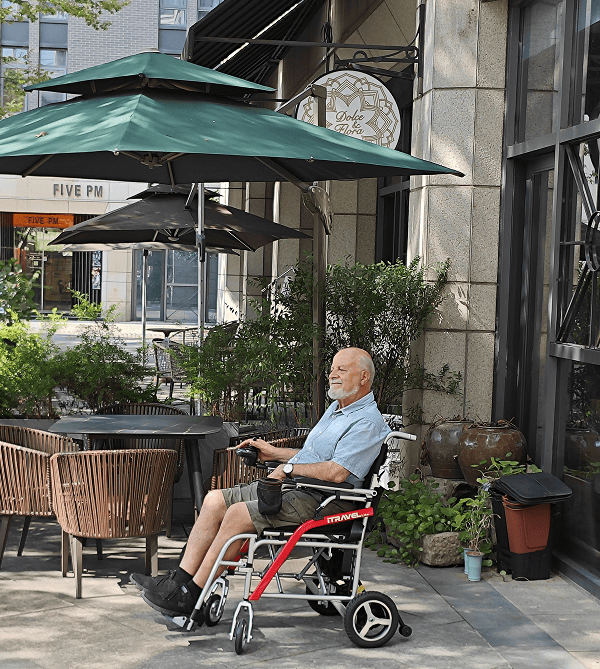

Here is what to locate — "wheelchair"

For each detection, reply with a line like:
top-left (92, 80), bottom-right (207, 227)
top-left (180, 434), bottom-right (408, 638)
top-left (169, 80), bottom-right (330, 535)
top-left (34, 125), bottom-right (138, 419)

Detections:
top-left (165, 430), bottom-right (416, 654)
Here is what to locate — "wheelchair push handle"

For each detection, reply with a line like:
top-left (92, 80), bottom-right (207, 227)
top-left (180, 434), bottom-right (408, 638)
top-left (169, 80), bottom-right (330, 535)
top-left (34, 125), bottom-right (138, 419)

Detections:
top-left (385, 430), bottom-right (417, 443)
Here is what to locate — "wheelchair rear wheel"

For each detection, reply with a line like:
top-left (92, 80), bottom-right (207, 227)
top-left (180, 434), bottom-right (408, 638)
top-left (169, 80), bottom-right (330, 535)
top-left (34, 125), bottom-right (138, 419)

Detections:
top-left (344, 591), bottom-right (399, 648)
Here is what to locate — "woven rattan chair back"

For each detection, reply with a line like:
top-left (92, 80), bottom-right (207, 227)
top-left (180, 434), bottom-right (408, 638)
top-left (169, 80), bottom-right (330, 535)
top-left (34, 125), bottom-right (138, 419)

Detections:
top-left (0, 426), bottom-right (77, 567)
top-left (95, 403), bottom-right (187, 482)
top-left (50, 449), bottom-right (177, 538)
top-left (50, 448), bottom-right (177, 598)
top-left (210, 428), bottom-right (310, 490)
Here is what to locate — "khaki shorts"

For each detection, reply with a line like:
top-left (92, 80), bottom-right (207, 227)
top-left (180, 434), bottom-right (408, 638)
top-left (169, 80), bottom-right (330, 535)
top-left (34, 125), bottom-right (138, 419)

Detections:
top-left (221, 480), bottom-right (357, 534)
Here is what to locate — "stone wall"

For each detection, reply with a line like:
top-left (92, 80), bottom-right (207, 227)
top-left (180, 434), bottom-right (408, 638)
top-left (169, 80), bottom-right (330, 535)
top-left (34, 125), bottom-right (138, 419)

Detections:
top-left (407, 0), bottom-right (508, 439)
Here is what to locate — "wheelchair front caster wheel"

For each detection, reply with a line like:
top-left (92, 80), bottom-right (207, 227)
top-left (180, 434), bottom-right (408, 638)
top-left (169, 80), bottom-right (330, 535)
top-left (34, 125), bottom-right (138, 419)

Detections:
top-left (399, 624), bottom-right (412, 637)
top-left (344, 591), bottom-right (399, 648)
top-left (205, 594), bottom-right (224, 627)
top-left (234, 618), bottom-right (249, 655)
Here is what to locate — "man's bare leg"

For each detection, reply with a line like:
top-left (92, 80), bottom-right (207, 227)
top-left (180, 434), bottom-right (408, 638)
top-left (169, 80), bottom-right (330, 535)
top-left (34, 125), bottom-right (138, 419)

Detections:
top-left (192, 502), bottom-right (255, 588)
top-left (178, 489), bottom-right (228, 576)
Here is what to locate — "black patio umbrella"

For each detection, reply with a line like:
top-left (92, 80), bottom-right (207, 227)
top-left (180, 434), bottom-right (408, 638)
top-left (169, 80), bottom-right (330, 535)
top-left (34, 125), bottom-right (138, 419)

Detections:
top-left (54, 185), bottom-right (310, 343)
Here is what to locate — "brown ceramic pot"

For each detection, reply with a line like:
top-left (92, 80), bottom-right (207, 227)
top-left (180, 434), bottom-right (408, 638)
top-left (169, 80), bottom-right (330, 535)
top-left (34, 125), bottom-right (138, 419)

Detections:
top-left (564, 427), bottom-right (600, 472)
top-left (457, 425), bottom-right (526, 486)
top-left (424, 420), bottom-right (471, 479)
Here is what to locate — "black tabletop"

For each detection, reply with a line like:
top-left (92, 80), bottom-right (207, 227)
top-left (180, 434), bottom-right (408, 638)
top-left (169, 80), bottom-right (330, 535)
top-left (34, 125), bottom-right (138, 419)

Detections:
top-left (48, 414), bottom-right (223, 438)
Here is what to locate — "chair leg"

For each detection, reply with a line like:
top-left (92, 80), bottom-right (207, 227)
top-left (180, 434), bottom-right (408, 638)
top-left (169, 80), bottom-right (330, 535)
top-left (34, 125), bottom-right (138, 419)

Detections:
top-left (17, 516), bottom-right (31, 556)
top-left (96, 539), bottom-right (103, 560)
top-left (165, 486), bottom-right (173, 538)
top-left (72, 536), bottom-right (84, 599)
top-left (0, 515), bottom-right (12, 569)
top-left (146, 534), bottom-right (158, 576)
top-left (61, 530), bottom-right (70, 577)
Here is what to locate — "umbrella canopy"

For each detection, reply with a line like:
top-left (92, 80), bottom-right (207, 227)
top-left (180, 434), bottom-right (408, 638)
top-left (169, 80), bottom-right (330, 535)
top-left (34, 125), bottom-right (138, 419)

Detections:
top-left (0, 88), bottom-right (462, 183)
top-left (24, 51), bottom-right (274, 97)
top-left (51, 190), bottom-right (310, 252)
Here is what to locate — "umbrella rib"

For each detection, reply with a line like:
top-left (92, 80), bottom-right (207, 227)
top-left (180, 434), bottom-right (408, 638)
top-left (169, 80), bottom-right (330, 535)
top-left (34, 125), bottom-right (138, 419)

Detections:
top-left (22, 154), bottom-right (54, 177)
top-left (255, 157), bottom-right (310, 192)
top-left (167, 161), bottom-right (175, 187)
top-left (226, 231), bottom-right (256, 252)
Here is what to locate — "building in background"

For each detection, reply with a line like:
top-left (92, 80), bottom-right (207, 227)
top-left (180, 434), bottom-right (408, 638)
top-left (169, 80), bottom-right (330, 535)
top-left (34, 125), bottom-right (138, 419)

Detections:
top-left (0, 0), bottom-right (225, 320)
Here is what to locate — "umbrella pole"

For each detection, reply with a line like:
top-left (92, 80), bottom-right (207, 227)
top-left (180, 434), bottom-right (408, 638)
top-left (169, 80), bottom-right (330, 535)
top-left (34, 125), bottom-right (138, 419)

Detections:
top-left (197, 183), bottom-right (206, 344)
top-left (142, 249), bottom-right (148, 348)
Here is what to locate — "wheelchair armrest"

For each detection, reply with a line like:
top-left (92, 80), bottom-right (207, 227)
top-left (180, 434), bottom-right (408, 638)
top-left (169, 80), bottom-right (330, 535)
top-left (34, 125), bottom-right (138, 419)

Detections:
top-left (293, 476), bottom-right (354, 489)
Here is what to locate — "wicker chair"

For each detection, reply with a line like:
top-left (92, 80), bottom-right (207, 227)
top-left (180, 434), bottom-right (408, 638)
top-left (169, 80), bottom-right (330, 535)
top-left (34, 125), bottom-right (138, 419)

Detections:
top-left (95, 402), bottom-right (188, 536)
top-left (0, 426), bottom-right (78, 569)
top-left (210, 428), bottom-right (310, 490)
top-left (50, 448), bottom-right (177, 598)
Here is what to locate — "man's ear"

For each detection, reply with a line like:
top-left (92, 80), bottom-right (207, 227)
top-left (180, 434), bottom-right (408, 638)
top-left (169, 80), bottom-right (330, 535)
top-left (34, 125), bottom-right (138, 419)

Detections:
top-left (360, 370), bottom-right (369, 386)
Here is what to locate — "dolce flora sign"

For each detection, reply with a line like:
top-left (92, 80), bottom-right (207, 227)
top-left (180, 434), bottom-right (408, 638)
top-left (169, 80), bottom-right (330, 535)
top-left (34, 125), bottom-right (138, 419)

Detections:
top-left (295, 70), bottom-right (401, 149)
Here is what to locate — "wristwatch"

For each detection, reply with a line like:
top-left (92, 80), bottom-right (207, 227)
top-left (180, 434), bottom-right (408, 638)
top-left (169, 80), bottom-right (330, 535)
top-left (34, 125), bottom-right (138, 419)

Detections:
top-left (283, 463), bottom-right (294, 478)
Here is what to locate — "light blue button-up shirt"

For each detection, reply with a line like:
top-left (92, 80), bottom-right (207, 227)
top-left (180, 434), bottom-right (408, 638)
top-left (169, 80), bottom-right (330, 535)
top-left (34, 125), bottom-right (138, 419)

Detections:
top-left (287, 391), bottom-right (390, 486)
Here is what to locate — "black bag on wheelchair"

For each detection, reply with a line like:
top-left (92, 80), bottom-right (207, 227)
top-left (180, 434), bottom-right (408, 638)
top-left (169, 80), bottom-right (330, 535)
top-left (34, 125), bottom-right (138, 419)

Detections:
top-left (257, 477), bottom-right (282, 516)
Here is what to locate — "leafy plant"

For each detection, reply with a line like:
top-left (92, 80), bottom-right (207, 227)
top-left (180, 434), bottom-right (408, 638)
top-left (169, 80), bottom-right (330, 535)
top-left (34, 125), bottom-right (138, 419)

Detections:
top-left (365, 475), bottom-right (459, 566)
top-left (54, 320), bottom-right (155, 411)
top-left (0, 318), bottom-right (62, 417)
top-left (0, 259), bottom-right (39, 324)
top-left (324, 257), bottom-right (461, 417)
top-left (179, 262), bottom-right (317, 423)
top-left (69, 290), bottom-right (115, 321)
top-left (470, 452), bottom-right (542, 485)
top-left (453, 485), bottom-right (494, 564)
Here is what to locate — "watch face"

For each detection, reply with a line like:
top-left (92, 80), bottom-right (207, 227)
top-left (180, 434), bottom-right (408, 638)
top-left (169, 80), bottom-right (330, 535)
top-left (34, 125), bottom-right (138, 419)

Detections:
top-left (284, 464), bottom-right (293, 474)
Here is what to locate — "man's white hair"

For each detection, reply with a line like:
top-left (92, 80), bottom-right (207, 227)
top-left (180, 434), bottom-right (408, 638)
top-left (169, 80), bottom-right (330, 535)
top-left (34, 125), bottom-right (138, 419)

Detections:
top-left (358, 353), bottom-right (375, 383)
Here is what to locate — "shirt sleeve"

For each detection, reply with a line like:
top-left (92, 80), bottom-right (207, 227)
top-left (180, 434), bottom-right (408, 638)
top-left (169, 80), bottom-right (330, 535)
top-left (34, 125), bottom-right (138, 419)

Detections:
top-left (331, 418), bottom-right (389, 480)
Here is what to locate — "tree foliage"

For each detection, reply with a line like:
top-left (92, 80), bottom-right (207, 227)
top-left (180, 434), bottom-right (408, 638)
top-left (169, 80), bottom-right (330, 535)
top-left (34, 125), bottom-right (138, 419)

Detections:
top-left (325, 257), bottom-right (461, 414)
top-left (0, 1), bottom-right (127, 30)
top-left (0, 259), bottom-right (39, 324)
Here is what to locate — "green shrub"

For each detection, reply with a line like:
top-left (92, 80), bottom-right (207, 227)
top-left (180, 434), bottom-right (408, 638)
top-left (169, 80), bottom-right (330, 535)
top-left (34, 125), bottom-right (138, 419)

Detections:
top-left (54, 321), bottom-right (155, 411)
top-left (0, 319), bottom-right (59, 417)
top-left (365, 475), bottom-right (459, 566)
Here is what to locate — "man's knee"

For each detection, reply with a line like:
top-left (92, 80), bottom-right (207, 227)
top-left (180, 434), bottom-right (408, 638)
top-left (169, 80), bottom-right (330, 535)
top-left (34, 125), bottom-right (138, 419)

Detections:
top-left (222, 501), bottom-right (255, 532)
top-left (195, 489), bottom-right (227, 523)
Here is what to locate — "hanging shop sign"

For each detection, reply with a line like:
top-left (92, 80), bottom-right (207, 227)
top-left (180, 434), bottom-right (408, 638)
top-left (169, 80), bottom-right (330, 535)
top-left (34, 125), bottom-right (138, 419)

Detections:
top-left (295, 69), bottom-right (401, 149)
top-left (13, 213), bottom-right (74, 229)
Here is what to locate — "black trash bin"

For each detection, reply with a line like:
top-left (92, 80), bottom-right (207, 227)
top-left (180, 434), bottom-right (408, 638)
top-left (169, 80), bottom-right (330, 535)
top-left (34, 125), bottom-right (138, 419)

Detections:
top-left (490, 472), bottom-right (572, 580)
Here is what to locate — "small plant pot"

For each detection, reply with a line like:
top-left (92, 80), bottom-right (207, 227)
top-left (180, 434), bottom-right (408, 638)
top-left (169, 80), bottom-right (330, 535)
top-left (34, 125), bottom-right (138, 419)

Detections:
top-left (463, 546), bottom-right (470, 574)
top-left (466, 551), bottom-right (483, 581)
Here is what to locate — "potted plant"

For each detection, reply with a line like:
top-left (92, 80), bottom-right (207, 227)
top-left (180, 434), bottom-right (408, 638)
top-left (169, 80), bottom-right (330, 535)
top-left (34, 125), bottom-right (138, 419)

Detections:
top-left (455, 485), bottom-right (494, 581)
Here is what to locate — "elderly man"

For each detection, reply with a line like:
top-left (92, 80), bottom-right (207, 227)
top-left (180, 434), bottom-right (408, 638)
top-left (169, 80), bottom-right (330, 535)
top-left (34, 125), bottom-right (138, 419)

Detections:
top-left (131, 346), bottom-right (390, 618)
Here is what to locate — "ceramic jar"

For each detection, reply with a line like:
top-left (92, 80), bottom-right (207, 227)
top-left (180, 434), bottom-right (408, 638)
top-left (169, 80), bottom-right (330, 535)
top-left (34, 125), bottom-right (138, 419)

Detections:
top-left (457, 424), bottom-right (526, 486)
top-left (424, 420), bottom-right (471, 479)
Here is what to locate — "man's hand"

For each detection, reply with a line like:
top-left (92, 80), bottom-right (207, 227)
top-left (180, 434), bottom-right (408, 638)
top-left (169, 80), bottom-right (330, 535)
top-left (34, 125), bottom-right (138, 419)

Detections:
top-left (236, 437), bottom-right (287, 462)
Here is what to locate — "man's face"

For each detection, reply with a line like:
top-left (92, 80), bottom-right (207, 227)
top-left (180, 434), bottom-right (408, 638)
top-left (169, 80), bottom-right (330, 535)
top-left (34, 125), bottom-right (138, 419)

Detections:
top-left (328, 352), bottom-right (363, 400)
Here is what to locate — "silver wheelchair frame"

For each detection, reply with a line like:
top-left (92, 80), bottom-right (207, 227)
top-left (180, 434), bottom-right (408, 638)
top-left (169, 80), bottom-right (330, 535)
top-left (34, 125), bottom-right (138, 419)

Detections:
top-left (166, 430), bottom-right (416, 654)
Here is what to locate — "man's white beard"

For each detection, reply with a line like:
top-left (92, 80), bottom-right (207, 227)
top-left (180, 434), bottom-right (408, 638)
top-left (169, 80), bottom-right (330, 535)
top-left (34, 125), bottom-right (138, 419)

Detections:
top-left (328, 383), bottom-right (359, 400)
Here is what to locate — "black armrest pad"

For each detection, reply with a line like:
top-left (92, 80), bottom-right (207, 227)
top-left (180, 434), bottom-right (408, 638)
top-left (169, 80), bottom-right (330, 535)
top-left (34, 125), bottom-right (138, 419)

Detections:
top-left (293, 476), bottom-right (354, 489)
top-left (263, 461), bottom-right (280, 468)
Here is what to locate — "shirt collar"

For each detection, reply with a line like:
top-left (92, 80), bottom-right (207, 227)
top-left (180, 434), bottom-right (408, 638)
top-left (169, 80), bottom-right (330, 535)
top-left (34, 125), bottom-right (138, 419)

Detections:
top-left (331, 391), bottom-right (376, 415)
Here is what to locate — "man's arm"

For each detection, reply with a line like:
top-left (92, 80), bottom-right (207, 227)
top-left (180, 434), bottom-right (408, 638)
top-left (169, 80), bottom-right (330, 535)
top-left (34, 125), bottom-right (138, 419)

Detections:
top-left (268, 461), bottom-right (350, 483)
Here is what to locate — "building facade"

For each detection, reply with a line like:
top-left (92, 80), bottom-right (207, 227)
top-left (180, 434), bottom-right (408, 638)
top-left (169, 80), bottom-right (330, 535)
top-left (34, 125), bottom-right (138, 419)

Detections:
top-left (0, 0), bottom-right (224, 320)
top-left (184, 0), bottom-right (600, 596)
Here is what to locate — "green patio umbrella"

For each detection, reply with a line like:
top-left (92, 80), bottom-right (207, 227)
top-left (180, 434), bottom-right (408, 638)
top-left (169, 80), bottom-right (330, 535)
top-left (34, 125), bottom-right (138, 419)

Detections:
top-left (3, 52), bottom-right (462, 408)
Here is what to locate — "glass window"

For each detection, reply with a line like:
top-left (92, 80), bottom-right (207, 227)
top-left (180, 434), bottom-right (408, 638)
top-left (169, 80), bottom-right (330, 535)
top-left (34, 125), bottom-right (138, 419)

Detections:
top-left (0, 21), bottom-right (29, 47)
top-left (573, 0), bottom-right (600, 126)
top-left (40, 10), bottom-right (69, 21)
top-left (1, 46), bottom-right (27, 64)
top-left (160, 0), bottom-right (186, 26)
top-left (158, 29), bottom-right (187, 53)
top-left (39, 48), bottom-right (67, 72)
top-left (516, 0), bottom-right (563, 142)
top-left (198, 0), bottom-right (223, 22)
